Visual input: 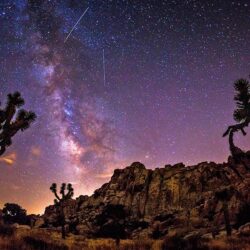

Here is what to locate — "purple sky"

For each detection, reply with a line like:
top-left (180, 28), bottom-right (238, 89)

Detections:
top-left (0, 0), bottom-right (249, 213)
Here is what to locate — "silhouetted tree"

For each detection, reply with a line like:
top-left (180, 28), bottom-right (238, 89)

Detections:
top-left (50, 183), bottom-right (74, 239)
top-left (2, 203), bottom-right (28, 225)
top-left (223, 79), bottom-right (250, 156)
top-left (94, 204), bottom-right (127, 247)
top-left (215, 188), bottom-right (233, 236)
top-left (0, 92), bottom-right (36, 156)
top-left (236, 202), bottom-right (250, 228)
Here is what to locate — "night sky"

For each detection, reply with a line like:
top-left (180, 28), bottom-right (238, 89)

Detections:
top-left (0, 0), bottom-right (249, 214)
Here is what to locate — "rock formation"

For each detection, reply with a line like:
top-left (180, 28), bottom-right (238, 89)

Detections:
top-left (42, 152), bottom-right (250, 239)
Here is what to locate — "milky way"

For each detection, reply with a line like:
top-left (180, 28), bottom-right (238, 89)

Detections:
top-left (0, 0), bottom-right (249, 213)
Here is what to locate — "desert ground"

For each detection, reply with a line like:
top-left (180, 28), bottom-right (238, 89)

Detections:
top-left (0, 226), bottom-right (250, 250)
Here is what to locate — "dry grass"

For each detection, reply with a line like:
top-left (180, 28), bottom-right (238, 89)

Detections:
top-left (0, 227), bottom-right (249, 250)
top-left (0, 229), bottom-right (163, 250)
top-left (209, 237), bottom-right (250, 250)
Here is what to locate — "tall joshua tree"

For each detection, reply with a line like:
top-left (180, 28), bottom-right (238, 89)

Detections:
top-left (215, 188), bottom-right (234, 236)
top-left (50, 183), bottom-right (74, 239)
top-left (223, 79), bottom-right (250, 156)
top-left (0, 92), bottom-right (36, 156)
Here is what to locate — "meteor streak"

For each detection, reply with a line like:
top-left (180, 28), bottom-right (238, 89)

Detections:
top-left (103, 49), bottom-right (106, 86)
top-left (64, 7), bottom-right (89, 43)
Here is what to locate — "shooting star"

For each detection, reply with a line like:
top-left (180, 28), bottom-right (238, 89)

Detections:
top-left (64, 7), bottom-right (89, 43)
top-left (103, 49), bottom-right (106, 86)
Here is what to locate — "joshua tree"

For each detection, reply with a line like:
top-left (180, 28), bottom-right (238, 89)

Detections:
top-left (215, 188), bottom-right (234, 236)
top-left (0, 92), bottom-right (36, 156)
top-left (50, 183), bottom-right (74, 239)
top-left (223, 79), bottom-right (250, 156)
top-left (0, 92), bottom-right (24, 126)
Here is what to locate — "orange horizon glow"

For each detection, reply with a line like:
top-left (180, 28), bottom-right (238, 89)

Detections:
top-left (0, 152), bottom-right (17, 166)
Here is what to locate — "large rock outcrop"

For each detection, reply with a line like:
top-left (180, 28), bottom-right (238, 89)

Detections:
top-left (42, 152), bottom-right (250, 239)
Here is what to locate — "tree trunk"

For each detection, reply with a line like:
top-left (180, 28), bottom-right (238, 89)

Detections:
top-left (60, 203), bottom-right (66, 239)
top-left (61, 223), bottom-right (66, 239)
top-left (222, 201), bottom-right (232, 236)
top-left (229, 130), bottom-right (237, 156)
top-left (228, 129), bottom-right (245, 158)
top-left (115, 237), bottom-right (120, 250)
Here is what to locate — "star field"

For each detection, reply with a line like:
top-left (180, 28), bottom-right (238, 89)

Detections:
top-left (0, 0), bottom-right (249, 214)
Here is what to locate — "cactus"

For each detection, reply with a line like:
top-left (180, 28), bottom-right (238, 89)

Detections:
top-left (0, 92), bottom-right (36, 156)
top-left (49, 183), bottom-right (74, 239)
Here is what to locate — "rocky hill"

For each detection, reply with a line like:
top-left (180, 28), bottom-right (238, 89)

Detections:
top-left (42, 152), bottom-right (250, 239)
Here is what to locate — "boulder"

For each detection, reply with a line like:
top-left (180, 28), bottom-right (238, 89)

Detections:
top-left (183, 231), bottom-right (200, 241)
top-left (42, 154), bottom-right (250, 239)
top-left (239, 222), bottom-right (250, 236)
top-left (201, 233), bottom-right (213, 240)
top-left (18, 225), bottom-right (31, 230)
top-left (76, 224), bottom-right (91, 235)
top-left (34, 218), bottom-right (45, 228)
top-left (11, 223), bottom-right (19, 228)
top-left (12, 223), bottom-right (31, 230)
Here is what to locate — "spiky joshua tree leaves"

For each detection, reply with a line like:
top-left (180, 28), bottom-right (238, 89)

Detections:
top-left (50, 183), bottom-right (74, 239)
top-left (223, 79), bottom-right (250, 156)
top-left (0, 92), bottom-right (36, 156)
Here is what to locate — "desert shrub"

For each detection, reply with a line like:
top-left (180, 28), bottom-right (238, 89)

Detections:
top-left (152, 225), bottom-right (163, 239)
top-left (226, 237), bottom-right (250, 250)
top-left (132, 240), bottom-right (153, 250)
top-left (185, 235), bottom-right (209, 250)
top-left (163, 235), bottom-right (186, 250)
top-left (120, 239), bottom-right (153, 250)
top-left (96, 221), bottom-right (126, 239)
top-left (0, 224), bottom-right (15, 237)
top-left (0, 237), bottom-right (27, 250)
top-left (126, 219), bottom-right (149, 233)
top-left (154, 213), bottom-right (175, 222)
top-left (94, 204), bottom-right (127, 239)
top-left (235, 203), bottom-right (250, 228)
top-left (2, 203), bottom-right (29, 225)
top-left (163, 234), bottom-right (209, 250)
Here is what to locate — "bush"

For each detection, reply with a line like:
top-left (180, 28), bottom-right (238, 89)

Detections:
top-left (163, 235), bottom-right (186, 250)
top-left (0, 224), bottom-right (14, 237)
top-left (236, 203), bottom-right (250, 228)
top-left (163, 234), bottom-right (209, 250)
top-left (2, 203), bottom-right (29, 225)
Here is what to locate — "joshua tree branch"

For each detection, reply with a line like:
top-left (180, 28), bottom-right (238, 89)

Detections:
top-left (66, 190), bottom-right (73, 199)
top-left (0, 92), bottom-right (36, 156)
top-left (50, 185), bottom-right (61, 201)
top-left (53, 191), bottom-right (61, 201)
top-left (65, 190), bottom-right (70, 199)
top-left (0, 145), bottom-right (6, 156)
top-left (223, 120), bottom-right (249, 137)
